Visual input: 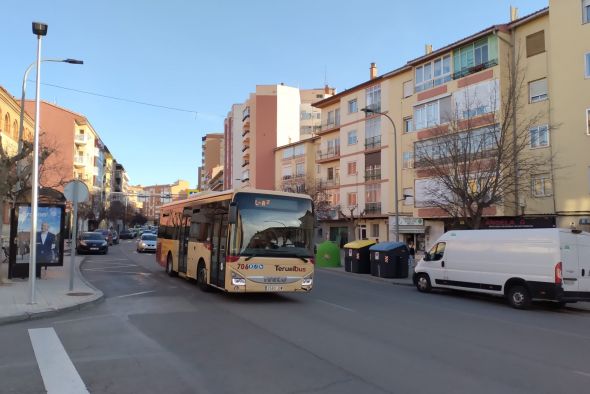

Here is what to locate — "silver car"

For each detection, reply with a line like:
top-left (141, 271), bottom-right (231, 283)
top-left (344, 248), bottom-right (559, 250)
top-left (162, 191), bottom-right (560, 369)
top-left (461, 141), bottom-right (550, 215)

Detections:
top-left (137, 233), bottom-right (157, 253)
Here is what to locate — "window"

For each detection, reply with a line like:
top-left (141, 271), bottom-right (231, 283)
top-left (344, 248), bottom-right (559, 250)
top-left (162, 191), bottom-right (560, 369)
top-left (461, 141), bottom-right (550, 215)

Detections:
top-left (532, 174), bottom-right (552, 197)
top-left (366, 184), bottom-right (380, 203)
top-left (371, 224), bottom-right (380, 238)
top-left (335, 108), bottom-right (340, 126)
top-left (585, 53), bottom-right (590, 78)
top-left (586, 108), bottom-right (590, 136)
top-left (403, 187), bottom-right (414, 206)
top-left (414, 96), bottom-right (451, 130)
top-left (404, 117), bottom-right (413, 133)
top-left (347, 192), bottom-right (357, 207)
top-left (474, 39), bottom-right (489, 65)
top-left (415, 55), bottom-right (451, 92)
top-left (293, 144), bottom-right (305, 157)
top-left (365, 84), bottom-right (381, 112)
top-left (300, 111), bottom-right (312, 120)
top-left (402, 151), bottom-right (414, 169)
top-left (347, 161), bottom-right (357, 175)
top-left (453, 35), bottom-right (498, 78)
top-left (584, 0), bottom-right (590, 24)
top-left (348, 99), bottom-right (358, 113)
top-left (426, 242), bottom-right (446, 261)
top-left (530, 125), bottom-right (549, 148)
top-left (282, 165), bottom-right (292, 180)
top-left (529, 79), bottom-right (548, 103)
top-left (347, 130), bottom-right (358, 145)
top-left (526, 31), bottom-right (545, 57)
top-left (295, 162), bottom-right (305, 177)
top-left (403, 80), bottom-right (413, 98)
top-left (282, 148), bottom-right (294, 159)
top-left (327, 110), bottom-right (335, 126)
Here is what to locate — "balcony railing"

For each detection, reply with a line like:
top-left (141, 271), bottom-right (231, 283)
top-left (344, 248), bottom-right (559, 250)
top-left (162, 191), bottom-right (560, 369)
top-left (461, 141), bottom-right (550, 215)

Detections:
top-left (364, 202), bottom-right (382, 214)
top-left (365, 168), bottom-right (381, 181)
top-left (365, 135), bottom-right (381, 150)
top-left (319, 178), bottom-right (340, 188)
top-left (242, 145), bottom-right (249, 152)
top-left (74, 134), bottom-right (88, 144)
top-left (73, 156), bottom-right (85, 166)
top-left (242, 161), bottom-right (249, 167)
top-left (452, 59), bottom-right (498, 80)
top-left (316, 147), bottom-right (340, 161)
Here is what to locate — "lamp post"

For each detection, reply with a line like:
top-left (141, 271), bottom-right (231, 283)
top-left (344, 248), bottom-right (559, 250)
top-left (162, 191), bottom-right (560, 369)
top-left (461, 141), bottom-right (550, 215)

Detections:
top-left (28, 21), bottom-right (48, 304)
top-left (361, 107), bottom-right (400, 242)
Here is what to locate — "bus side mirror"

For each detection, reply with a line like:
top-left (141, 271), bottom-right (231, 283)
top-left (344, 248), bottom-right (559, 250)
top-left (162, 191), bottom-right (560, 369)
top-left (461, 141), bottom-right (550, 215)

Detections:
top-left (229, 203), bottom-right (237, 224)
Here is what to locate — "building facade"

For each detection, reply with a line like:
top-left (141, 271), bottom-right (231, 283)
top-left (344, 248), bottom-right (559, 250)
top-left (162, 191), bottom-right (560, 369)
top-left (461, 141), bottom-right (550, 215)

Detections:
top-left (198, 133), bottom-right (224, 191)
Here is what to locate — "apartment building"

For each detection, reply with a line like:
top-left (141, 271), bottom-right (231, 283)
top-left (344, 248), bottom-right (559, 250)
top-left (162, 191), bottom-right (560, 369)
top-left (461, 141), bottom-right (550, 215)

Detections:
top-left (227, 84), bottom-right (333, 191)
top-left (142, 179), bottom-right (190, 223)
top-left (223, 104), bottom-right (244, 190)
top-left (198, 133), bottom-right (224, 191)
top-left (0, 85), bottom-right (35, 240)
top-left (312, 4), bottom-right (590, 252)
top-left (274, 136), bottom-right (319, 194)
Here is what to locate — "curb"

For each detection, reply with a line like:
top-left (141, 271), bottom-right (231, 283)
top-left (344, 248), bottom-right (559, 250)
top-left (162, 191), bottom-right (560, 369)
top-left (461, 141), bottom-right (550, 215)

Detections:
top-left (0, 256), bottom-right (105, 326)
top-left (318, 266), bottom-right (415, 287)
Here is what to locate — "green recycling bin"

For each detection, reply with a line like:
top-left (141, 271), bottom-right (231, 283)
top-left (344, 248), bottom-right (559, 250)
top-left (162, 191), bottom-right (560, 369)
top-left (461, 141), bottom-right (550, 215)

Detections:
top-left (315, 241), bottom-right (341, 267)
top-left (343, 240), bottom-right (376, 274)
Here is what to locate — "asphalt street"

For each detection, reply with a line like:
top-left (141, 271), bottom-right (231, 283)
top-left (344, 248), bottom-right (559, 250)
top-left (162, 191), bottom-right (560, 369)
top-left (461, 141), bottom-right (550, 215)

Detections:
top-left (1, 240), bottom-right (590, 394)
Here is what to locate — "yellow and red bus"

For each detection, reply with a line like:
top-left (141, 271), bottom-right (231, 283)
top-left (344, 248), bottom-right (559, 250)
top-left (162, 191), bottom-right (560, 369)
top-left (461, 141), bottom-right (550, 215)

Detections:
top-left (156, 188), bottom-right (314, 293)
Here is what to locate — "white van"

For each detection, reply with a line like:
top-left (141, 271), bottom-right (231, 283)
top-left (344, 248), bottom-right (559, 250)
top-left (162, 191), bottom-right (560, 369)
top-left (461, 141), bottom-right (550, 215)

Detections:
top-left (413, 228), bottom-right (590, 309)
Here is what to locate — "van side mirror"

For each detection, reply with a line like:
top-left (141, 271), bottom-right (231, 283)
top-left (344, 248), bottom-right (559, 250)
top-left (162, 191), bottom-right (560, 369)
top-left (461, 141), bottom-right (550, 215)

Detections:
top-left (424, 253), bottom-right (431, 262)
top-left (229, 202), bottom-right (237, 224)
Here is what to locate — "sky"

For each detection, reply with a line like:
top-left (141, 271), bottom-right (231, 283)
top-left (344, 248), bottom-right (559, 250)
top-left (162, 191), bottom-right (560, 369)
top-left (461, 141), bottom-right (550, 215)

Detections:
top-left (2, 0), bottom-right (548, 188)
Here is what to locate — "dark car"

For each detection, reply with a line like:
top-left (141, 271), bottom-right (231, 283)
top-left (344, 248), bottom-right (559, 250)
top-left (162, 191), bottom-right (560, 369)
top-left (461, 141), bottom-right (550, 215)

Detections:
top-left (95, 229), bottom-right (113, 246)
top-left (77, 232), bottom-right (108, 255)
top-left (119, 230), bottom-right (134, 239)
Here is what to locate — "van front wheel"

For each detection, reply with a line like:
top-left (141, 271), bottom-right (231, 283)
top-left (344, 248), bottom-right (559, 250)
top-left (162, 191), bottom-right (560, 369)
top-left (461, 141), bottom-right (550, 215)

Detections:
top-left (416, 274), bottom-right (432, 293)
top-left (507, 285), bottom-right (531, 309)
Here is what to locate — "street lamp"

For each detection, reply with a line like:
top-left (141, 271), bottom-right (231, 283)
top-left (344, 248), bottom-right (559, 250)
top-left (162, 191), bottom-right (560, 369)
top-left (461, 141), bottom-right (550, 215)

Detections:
top-left (17, 58), bottom-right (83, 154)
top-left (361, 107), bottom-right (400, 242)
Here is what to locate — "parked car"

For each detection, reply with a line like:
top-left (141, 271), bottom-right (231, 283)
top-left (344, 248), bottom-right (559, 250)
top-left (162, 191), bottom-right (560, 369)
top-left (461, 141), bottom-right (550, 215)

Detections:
top-left (111, 230), bottom-right (119, 244)
top-left (413, 228), bottom-right (590, 309)
top-left (77, 232), bottom-right (108, 255)
top-left (119, 230), bottom-right (134, 239)
top-left (137, 233), bottom-right (157, 253)
top-left (94, 229), bottom-right (113, 246)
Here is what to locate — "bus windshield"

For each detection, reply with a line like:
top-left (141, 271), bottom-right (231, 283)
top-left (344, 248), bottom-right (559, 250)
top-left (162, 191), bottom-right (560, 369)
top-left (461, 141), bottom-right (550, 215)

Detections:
top-left (232, 193), bottom-right (314, 259)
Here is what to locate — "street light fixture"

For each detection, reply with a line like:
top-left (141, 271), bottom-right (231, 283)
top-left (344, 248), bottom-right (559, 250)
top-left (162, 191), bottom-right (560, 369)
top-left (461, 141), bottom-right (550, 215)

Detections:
top-left (361, 107), bottom-right (400, 242)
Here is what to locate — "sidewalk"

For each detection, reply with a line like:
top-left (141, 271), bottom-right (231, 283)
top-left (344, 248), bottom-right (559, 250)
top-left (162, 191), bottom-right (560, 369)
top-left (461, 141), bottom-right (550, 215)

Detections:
top-left (319, 265), bottom-right (414, 287)
top-left (0, 254), bottom-right (103, 325)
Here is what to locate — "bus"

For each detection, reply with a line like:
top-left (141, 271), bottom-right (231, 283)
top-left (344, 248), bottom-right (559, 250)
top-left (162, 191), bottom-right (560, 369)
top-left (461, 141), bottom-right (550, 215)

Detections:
top-left (156, 188), bottom-right (315, 293)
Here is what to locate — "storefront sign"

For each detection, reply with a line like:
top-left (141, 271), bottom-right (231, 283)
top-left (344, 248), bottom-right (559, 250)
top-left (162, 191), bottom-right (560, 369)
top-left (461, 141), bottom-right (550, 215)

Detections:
top-left (482, 216), bottom-right (555, 229)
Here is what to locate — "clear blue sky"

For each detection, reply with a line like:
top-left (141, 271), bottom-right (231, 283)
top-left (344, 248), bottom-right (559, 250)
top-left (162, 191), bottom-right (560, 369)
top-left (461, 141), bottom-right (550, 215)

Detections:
top-left (2, 0), bottom-right (548, 187)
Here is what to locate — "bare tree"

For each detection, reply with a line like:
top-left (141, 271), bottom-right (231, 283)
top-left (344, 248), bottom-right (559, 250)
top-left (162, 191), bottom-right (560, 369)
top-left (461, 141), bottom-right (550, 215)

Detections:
top-left (414, 53), bottom-right (552, 229)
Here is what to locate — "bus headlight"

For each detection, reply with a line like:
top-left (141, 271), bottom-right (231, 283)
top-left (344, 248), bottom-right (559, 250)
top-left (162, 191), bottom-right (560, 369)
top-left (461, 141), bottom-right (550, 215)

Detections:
top-left (302, 273), bottom-right (313, 287)
top-left (231, 271), bottom-right (246, 286)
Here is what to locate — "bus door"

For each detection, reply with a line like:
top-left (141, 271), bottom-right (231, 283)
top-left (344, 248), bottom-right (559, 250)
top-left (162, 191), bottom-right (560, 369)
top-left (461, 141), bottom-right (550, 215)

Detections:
top-left (177, 217), bottom-right (189, 274)
top-left (210, 213), bottom-right (228, 288)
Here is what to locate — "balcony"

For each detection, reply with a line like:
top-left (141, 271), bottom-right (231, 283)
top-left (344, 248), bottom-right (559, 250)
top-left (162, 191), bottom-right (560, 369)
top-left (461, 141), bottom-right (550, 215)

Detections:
top-left (241, 145), bottom-right (249, 152)
top-left (364, 202), bottom-right (382, 214)
top-left (365, 168), bottom-right (381, 181)
top-left (74, 134), bottom-right (88, 144)
top-left (316, 147), bottom-right (340, 162)
top-left (241, 128), bottom-right (250, 137)
top-left (365, 135), bottom-right (382, 150)
top-left (241, 160), bottom-right (249, 167)
top-left (452, 59), bottom-right (498, 80)
top-left (73, 156), bottom-right (86, 167)
top-left (319, 177), bottom-right (340, 188)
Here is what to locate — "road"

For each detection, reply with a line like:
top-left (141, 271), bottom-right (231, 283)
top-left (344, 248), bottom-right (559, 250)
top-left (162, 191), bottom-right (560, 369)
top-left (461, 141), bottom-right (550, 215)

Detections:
top-left (1, 240), bottom-right (590, 394)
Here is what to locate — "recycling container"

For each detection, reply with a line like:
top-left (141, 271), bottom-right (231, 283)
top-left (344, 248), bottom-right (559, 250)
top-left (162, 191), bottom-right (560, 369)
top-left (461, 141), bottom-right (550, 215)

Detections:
top-left (343, 240), bottom-right (376, 274)
top-left (315, 241), bottom-right (341, 267)
top-left (369, 242), bottom-right (410, 278)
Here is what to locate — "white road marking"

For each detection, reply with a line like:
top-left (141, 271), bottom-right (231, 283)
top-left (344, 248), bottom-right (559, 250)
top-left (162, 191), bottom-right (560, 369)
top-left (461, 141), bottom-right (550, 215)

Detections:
top-left (114, 290), bottom-right (156, 299)
top-left (81, 268), bottom-right (151, 275)
top-left (573, 370), bottom-right (590, 378)
top-left (28, 327), bottom-right (90, 394)
top-left (317, 299), bottom-right (355, 312)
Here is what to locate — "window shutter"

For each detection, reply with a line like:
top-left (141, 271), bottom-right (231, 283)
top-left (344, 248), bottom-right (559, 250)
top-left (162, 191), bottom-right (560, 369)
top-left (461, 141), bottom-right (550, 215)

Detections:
top-left (526, 31), bottom-right (545, 57)
top-left (403, 80), bottom-right (413, 98)
top-left (529, 79), bottom-right (547, 98)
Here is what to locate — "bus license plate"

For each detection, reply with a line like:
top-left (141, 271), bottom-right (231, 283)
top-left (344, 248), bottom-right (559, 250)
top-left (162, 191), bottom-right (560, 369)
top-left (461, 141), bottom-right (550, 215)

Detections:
top-left (265, 285), bottom-right (283, 291)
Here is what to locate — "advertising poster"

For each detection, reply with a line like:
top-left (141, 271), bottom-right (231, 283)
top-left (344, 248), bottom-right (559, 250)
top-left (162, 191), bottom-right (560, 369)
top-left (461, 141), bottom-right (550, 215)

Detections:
top-left (15, 205), bottom-right (64, 266)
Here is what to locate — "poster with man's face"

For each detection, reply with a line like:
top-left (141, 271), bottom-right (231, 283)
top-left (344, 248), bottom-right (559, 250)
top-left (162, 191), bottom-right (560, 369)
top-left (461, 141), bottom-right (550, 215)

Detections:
top-left (16, 205), bottom-right (64, 266)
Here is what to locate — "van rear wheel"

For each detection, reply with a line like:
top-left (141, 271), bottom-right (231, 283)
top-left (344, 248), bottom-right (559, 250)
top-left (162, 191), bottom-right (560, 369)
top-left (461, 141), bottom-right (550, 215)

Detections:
top-left (416, 274), bottom-right (432, 293)
top-left (507, 285), bottom-right (531, 309)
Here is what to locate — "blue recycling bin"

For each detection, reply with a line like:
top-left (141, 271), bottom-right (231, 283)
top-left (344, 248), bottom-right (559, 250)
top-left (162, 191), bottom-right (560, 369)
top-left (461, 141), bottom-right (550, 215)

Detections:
top-left (369, 242), bottom-right (410, 278)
